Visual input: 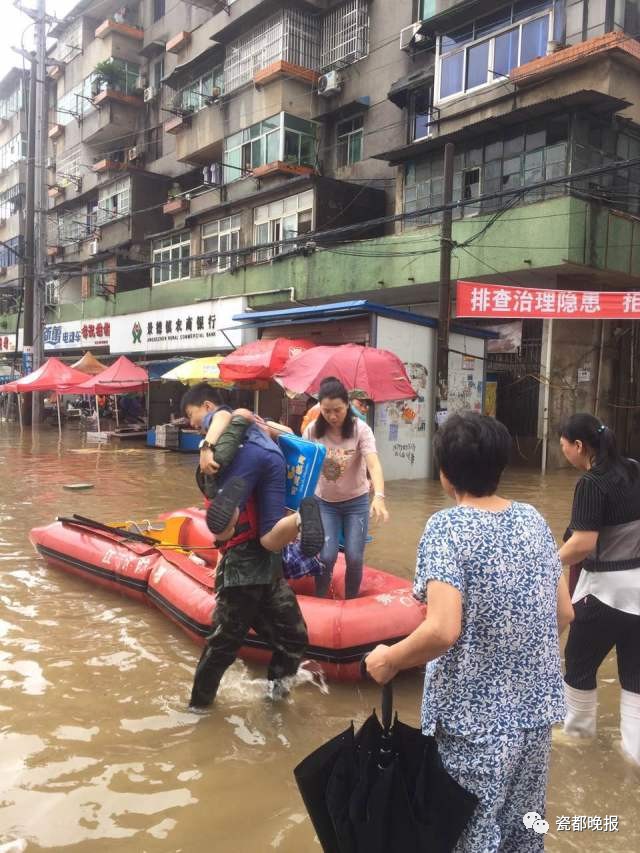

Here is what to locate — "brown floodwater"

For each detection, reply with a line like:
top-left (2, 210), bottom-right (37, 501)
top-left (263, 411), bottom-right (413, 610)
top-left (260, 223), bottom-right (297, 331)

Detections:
top-left (0, 424), bottom-right (638, 852)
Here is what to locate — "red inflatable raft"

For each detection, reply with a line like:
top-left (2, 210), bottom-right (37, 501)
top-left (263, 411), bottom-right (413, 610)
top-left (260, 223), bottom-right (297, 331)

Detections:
top-left (30, 510), bottom-right (425, 681)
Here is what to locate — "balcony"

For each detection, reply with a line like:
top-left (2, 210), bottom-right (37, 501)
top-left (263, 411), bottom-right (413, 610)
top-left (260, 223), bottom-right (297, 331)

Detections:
top-left (252, 162), bottom-right (315, 179)
top-left (166, 31), bottom-right (191, 54)
top-left (163, 198), bottom-right (190, 215)
top-left (165, 114), bottom-right (192, 135)
top-left (95, 19), bottom-right (144, 43)
top-left (254, 61), bottom-right (317, 88)
top-left (379, 32), bottom-right (640, 163)
top-left (175, 105), bottom-right (225, 164)
top-left (207, 0), bottom-right (327, 43)
top-left (93, 89), bottom-right (144, 110)
top-left (47, 185), bottom-right (65, 201)
top-left (80, 99), bottom-right (141, 146)
top-left (92, 159), bottom-right (126, 174)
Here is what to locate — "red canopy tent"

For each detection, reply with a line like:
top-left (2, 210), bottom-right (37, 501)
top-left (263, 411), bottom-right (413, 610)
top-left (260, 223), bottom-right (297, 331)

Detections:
top-left (11, 357), bottom-right (90, 392)
top-left (7, 358), bottom-right (90, 433)
top-left (72, 356), bottom-right (149, 432)
top-left (74, 355), bottom-right (148, 394)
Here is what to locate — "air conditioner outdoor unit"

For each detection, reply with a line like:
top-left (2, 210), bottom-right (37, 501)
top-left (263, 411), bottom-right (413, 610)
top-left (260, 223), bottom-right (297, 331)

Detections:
top-left (400, 22), bottom-right (423, 52)
top-left (134, 76), bottom-right (148, 92)
top-left (317, 70), bottom-right (343, 97)
top-left (46, 157), bottom-right (56, 170)
top-left (127, 146), bottom-right (139, 162)
top-left (143, 86), bottom-right (157, 103)
top-left (89, 239), bottom-right (100, 256)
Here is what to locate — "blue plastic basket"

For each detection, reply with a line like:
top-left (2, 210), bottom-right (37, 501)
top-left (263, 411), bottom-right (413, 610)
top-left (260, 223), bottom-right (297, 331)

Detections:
top-left (278, 433), bottom-right (327, 512)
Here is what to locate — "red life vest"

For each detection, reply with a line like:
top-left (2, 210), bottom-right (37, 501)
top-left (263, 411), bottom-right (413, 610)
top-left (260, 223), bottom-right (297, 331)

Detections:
top-left (204, 494), bottom-right (259, 553)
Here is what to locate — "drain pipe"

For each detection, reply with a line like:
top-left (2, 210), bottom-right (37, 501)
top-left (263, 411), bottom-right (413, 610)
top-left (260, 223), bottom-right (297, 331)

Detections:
top-left (541, 318), bottom-right (554, 476)
top-left (594, 321), bottom-right (605, 420)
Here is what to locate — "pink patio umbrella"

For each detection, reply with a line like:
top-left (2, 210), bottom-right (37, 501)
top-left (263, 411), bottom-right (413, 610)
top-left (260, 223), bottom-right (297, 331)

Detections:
top-left (275, 343), bottom-right (417, 403)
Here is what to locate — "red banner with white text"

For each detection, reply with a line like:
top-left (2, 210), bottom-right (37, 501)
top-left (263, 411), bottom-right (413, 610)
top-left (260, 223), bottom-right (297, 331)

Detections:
top-left (456, 281), bottom-right (640, 319)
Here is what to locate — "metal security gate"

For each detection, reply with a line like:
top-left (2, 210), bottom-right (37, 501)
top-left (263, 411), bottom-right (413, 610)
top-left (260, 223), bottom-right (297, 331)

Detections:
top-left (486, 319), bottom-right (543, 460)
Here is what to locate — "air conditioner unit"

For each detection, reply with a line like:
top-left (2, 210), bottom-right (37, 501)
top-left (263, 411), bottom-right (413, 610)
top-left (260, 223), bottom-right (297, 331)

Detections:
top-left (400, 22), bottom-right (423, 52)
top-left (317, 70), bottom-right (343, 97)
top-left (143, 86), bottom-right (157, 103)
top-left (127, 146), bottom-right (139, 162)
top-left (134, 76), bottom-right (148, 92)
top-left (46, 157), bottom-right (56, 170)
top-left (89, 239), bottom-right (100, 256)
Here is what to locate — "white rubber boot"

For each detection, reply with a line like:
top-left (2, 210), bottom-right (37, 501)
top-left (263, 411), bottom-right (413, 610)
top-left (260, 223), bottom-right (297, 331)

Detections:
top-left (563, 684), bottom-right (598, 737)
top-left (620, 689), bottom-right (640, 766)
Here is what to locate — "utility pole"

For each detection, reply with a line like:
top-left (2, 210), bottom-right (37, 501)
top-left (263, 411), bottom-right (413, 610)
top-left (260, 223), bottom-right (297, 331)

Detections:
top-left (32, 0), bottom-right (48, 424)
top-left (436, 142), bottom-right (455, 419)
top-left (17, 0), bottom-right (48, 426)
top-left (21, 50), bottom-right (38, 426)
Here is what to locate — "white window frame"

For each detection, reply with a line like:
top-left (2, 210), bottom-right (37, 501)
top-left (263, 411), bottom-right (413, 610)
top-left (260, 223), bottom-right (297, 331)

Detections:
top-left (56, 146), bottom-right (81, 188)
top-left (45, 278), bottom-right (60, 306)
top-left (435, 4), bottom-right (553, 105)
top-left (0, 81), bottom-right (24, 121)
top-left (0, 134), bottom-right (27, 171)
top-left (152, 230), bottom-right (191, 285)
top-left (253, 190), bottom-right (314, 262)
top-left (97, 178), bottom-right (131, 226)
top-left (202, 214), bottom-right (242, 272)
top-left (223, 113), bottom-right (317, 185)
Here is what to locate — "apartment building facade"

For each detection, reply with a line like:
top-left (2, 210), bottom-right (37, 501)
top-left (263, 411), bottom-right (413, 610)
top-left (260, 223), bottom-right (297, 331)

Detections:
top-left (380, 0), bottom-right (640, 462)
top-left (0, 68), bottom-right (29, 356)
top-left (1, 1), bottom-right (639, 465)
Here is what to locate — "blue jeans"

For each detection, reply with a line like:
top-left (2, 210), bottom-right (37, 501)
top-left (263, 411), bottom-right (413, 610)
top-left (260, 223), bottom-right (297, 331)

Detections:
top-left (316, 493), bottom-right (370, 599)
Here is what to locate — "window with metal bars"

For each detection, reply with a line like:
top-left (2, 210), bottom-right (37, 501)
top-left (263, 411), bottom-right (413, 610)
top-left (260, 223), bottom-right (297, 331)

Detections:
top-left (320, 0), bottom-right (369, 71)
top-left (224, 10), bottom-right (320, 93)
top-left (0, 184), bottom-right (25, 219)
top-left (0, 237), bottom-right (22, 268)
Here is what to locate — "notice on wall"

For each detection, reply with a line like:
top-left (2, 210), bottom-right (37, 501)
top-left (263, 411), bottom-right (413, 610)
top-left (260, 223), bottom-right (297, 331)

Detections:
top-left (458, 281), bottom-right (640, 319)
top-left (109, 297), bottom-right (249, 354)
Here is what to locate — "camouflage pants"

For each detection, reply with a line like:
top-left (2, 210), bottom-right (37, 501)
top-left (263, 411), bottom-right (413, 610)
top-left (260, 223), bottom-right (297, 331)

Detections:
top-left (189, 578), bottom-right (308, 707)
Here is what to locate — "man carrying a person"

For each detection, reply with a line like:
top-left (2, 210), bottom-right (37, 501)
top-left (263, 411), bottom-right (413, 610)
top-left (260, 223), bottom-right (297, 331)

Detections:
top-left (181, 383), bottom-right (323, 710)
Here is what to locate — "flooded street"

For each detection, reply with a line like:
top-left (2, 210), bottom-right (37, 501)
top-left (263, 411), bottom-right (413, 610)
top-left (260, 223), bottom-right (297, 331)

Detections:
top-left (0, 425), bottom-right (638, 852)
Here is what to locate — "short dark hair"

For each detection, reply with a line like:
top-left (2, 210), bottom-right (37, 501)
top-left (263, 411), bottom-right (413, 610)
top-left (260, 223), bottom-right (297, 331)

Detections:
top-left (315, 376), bottom-right (355, 440)
top-left (560, 413), bottom-right (637, 482)
top-left (434, 412), bottom-right (511, 496)
top-left (181, 382), bottom-right (228, 415)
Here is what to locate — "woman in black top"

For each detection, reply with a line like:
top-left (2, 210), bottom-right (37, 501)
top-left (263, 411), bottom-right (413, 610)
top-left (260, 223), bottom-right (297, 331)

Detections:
top-left (559, 413), bottom-right (640, 766)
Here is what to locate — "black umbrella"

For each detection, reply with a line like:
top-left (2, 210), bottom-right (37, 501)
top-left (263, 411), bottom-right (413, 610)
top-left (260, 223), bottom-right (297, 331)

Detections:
top-left (294, 679), bottom-right (478, 853)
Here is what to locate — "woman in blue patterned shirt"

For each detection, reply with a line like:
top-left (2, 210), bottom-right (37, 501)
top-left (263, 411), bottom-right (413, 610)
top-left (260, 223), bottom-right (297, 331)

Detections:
top-left (366, 412), bottom-right (574, 853)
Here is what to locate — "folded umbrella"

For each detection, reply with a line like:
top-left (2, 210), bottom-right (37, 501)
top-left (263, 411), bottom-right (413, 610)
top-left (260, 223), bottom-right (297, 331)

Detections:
top-left (294, 679), bottom-right (477, 853)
